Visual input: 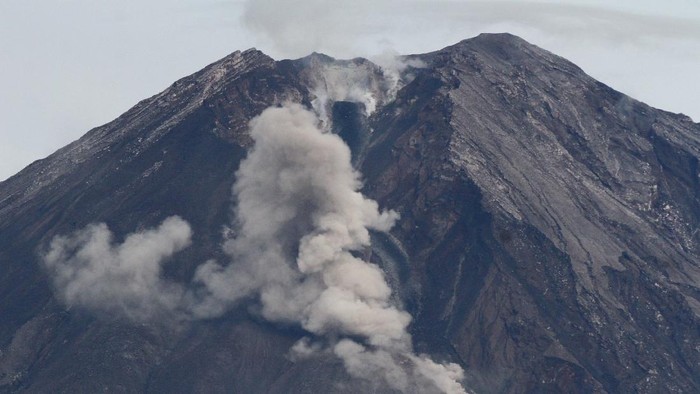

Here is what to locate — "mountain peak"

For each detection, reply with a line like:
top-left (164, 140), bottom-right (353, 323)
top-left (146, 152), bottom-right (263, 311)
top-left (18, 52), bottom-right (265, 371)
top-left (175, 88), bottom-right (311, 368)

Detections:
top-left (1, 34), bottom-right (699, 393)
top-left (470, 31), bottom-right (526, 44)
top-left (441, 32), bottom-right (532, 53)
top-left (0, 45), bottom-right (281, 218)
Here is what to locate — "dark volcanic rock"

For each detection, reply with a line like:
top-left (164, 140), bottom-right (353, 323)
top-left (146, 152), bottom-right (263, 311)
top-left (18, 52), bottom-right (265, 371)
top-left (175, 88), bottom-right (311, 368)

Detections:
top-left (1, 33), bottom-right (699, 393)
top-left (362, 33), bottom-right (700, 393)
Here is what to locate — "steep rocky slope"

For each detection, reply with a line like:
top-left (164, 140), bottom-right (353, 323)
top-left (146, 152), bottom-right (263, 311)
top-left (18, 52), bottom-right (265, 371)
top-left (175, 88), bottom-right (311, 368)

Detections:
top-left (362, 33), bottom-right (700, 393)
top-left (0, 33), bottom-right (698, 393)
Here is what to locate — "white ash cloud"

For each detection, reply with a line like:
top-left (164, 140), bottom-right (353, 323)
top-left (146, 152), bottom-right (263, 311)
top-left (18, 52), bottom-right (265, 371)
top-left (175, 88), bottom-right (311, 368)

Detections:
top-left (191, 103), bottom-right (401, 325)
top-left (192, 104), bottom-right (465, 393)
top-left (42, 216), bottom-right (191, 321)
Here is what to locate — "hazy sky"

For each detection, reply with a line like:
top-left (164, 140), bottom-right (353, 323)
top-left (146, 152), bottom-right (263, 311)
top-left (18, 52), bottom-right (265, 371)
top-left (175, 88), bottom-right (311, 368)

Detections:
top-left (1, 0), bottom-right (699, 181)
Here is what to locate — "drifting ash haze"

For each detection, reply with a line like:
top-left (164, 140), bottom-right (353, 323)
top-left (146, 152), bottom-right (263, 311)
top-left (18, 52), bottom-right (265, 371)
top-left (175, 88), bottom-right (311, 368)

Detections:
top-left (42, 216), bottom-right (192, 321)
top-left (42, 103), bottom-right (467, 393)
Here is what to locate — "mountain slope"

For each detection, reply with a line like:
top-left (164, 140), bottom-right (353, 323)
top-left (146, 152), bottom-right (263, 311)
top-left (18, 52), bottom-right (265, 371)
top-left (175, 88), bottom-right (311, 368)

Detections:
top-left (1, 33), bottom-right (699, 393)
top-left (362, 33), bottom-right (699, 393)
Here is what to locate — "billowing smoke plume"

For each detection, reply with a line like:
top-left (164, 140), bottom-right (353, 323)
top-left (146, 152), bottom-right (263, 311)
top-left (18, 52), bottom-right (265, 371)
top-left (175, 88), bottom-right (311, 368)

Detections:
top-left (41, 105), bottom-right (466, 392)
top-left (192, 104), bottom-right (465, 393)
top-left (42, 216), bottom-right (191, 321)
top-left (191, 103), bottom-right (401, 326)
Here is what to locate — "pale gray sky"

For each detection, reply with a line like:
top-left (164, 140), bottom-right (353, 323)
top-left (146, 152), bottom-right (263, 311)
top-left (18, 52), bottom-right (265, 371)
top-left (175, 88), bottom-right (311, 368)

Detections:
top-left (1, 0), bottom-right (699, 181)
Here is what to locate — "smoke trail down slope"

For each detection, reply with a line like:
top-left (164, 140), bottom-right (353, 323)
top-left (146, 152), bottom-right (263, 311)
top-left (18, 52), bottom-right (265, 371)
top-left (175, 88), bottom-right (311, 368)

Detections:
top-left (42, 216), bottom-right (191, 321)
top-left (39, 104), bottom-right (466, 392)
top-left (194, 104), bottom-right (466, 393)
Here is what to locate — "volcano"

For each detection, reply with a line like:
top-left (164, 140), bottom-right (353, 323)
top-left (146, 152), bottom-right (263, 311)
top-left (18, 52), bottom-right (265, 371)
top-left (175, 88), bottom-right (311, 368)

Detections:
top-left (0, 33), bottom-right (699, 393)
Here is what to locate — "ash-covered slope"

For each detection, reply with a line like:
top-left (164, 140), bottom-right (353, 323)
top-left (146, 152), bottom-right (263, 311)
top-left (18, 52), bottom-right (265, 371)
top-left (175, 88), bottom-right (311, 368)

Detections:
top-left (0, 33), bottom-right (698, 393)
top-left (363, 33), bottom-right (700, 393)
